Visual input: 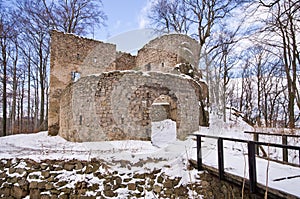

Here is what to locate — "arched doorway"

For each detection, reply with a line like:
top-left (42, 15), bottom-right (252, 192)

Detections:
top-left (150, 95), bottom-right (178, 147)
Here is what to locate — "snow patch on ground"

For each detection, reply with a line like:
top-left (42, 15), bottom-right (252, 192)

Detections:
top-left (0, 113), bottom-right (300, 197)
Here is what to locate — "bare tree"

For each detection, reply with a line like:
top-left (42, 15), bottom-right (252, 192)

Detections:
top-left (0, 0), bottom-right (107, 135)
top-left (9, 40), bottom-right (19, 134)
top-left (186, 0), bottom-right (246, 55)
top-left (241, 63), bottom-right (255, 126)
top-left (43, 0), bottom-right (107, 35)
top-left (148, 0), bottom-right (190, 34)
top-left (15, 0), bottom-right (52, 131)
top-left (0, 9), bottom-right (18, 136)
top-left (258, 0), bottom-right (300, 128)
top-left (0, 15), bottom-right (8, 136)
top-left (217, 23), bottom-right (242, 122)
top-left (247, 45), bottom-right (287, 127)
top-left (148, 0), bottom-right (248, 55)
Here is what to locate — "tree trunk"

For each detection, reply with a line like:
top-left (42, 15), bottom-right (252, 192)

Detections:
top-left (11, 45), bottom-right (18, 134)
top-left (39, 44), bottom-right (45, 130)
top-left (275, 1), bottom-right (297, 128)
top-left (1, 45), bottom-right (7, 136)
top-left (222, 85), bottom-right (226, 122)
top-left (27, 50), bottom-right (31, 132)
top-left (20, 78), bottom-right (25, 133)
top-left (256, 61), bottom-right (262, 127)
top-left (34, 70), bottom-right (39, 131)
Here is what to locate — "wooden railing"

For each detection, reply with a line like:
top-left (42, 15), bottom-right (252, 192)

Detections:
top-left (193, 134), bottom-right (300, 193)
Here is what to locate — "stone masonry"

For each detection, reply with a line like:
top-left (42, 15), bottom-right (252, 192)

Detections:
top-left (59, 71), bottom-right (200, 142)
top-left (136, 34), bottom-right (200, 73)
top-left (49, 31), bottom-right (117, 135)
top-left (48, 30), bottom-right (208, 141)
top-left (1, 158), bottom-right (273, 199)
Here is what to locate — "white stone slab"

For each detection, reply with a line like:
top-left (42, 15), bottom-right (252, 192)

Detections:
top-left (151, 119), bottom-right (176, 148)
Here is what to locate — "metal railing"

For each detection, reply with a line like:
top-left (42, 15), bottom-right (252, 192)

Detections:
top-left (244, 131), bottom-right (300, 163)
top-left (193, 134), bottom-right (300, 193)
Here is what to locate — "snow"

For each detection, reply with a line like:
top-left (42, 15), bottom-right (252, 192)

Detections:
top-left (14, 161), bottom-right (27, 169)
top-left (182, 47), bottom-right (194, 56)
top-left (0, 113), bottom-right (299, 197)
top-left (88, 69), bottom-right (195, 81)
top-left (152, 102), bottom-right (170, 106)
top-left (151, 119), bottom-right (177, 148)
top-left (195, 113), bottom-right (300, 197)
top-left (0, 129), bottom-right (192, 176)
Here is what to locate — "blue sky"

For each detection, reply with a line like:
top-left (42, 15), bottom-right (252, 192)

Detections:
top-left (92, 0), bottom-right (158, 54)
top-left (3, 0), bottom-right (155, 53)
top-left (95, 0), bottom-right (150, 41)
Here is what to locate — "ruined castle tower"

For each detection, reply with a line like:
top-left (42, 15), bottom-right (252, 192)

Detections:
top-left (48, 30), bottom-right (208, 142)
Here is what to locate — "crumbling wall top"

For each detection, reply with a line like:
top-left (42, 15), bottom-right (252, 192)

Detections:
top-left (136, 34), bottom-right (200, 73)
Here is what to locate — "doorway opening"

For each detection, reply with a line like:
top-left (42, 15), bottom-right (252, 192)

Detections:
top-left (150, 95), bottom-right (177, 147)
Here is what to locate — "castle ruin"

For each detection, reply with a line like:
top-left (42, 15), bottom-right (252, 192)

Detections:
top-left (48, 30), bottom-right (208, 142)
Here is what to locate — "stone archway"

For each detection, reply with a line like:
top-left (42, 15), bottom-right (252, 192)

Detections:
top-left (150, 95), bottom-right (177, 147)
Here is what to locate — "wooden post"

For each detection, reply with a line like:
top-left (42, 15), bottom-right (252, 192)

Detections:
top-left (282, 135), bottom-right (288, 162)
top-left (248, 141), bottom-right (257, 193)
top-left (197, 135), bottom-right (203, 171)
top-left (218, 138), bottom-right (224, 180)
top-left (253, 133), bottom-right (259, 155)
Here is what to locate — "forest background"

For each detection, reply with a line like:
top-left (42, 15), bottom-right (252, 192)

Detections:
top-left (0, 0), bottom-right (299, 136)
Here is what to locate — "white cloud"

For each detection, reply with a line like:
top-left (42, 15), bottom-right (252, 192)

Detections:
top-left (138, 0), bottom-right (157, 29)
top-left (114, 20), bottom-right (121, 30)
top-left (138, 17), bottom-right (148, 29)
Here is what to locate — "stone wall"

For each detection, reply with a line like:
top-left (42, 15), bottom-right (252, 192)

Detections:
top-left (59, 75), bottom-right (100, 142)
top-left (114, 52), bottom-right (136, 70)
top-left (1, 158), bottom-right (296, 199)
top-left (198, 172), bottom-right (254, 199)
top-left (198, 171), bottom-right (299, 199)
top-left (59, 71), bottom-right (200, 142)
top-left (136, 34), bottom-right (200, 73)
top-left (0, 158), bottom-right (195, 199)
top-left (48, 31), bottom-right (117, 136)
top-left (151, 95), bottom-right (177, 122)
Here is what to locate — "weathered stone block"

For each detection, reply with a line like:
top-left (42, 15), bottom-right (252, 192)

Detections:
top-left (30, 189), bottom-right (41, 199)
top-left (153, 185), bottom-right (162, 194)
top-left (127, 183), bottom-right (136, 190)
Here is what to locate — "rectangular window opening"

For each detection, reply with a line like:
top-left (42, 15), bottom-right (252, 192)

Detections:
top-left (79, 115), bottom-right (82, 125)
top-left (71, 71), bottom-right (81, 82)
top-left (146, 63), bottom-right (151, 71)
